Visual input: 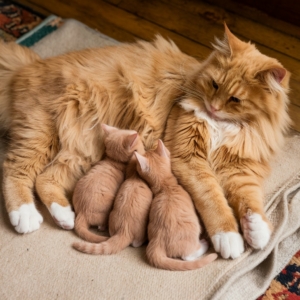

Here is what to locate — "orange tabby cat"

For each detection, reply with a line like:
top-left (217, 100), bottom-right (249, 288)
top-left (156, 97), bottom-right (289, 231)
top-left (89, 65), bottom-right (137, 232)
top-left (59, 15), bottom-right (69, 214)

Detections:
top-left (73, 155), bottom-right (153, 254)
top-left (73, 124), bottom-right (144, 243)
top-left (0, 26), bottom-right (290, 259)
top-left (164, 25), bottom-right (290, 258)
top-left (135, 140), bottom-right (217, 271)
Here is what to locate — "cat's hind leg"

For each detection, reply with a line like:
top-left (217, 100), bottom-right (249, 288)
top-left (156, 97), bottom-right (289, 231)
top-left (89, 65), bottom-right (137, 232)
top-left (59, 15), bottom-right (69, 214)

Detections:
top-left (35, 151), bottom-right (90, 230)
top-left (3, 113), bottom-right (58, 233)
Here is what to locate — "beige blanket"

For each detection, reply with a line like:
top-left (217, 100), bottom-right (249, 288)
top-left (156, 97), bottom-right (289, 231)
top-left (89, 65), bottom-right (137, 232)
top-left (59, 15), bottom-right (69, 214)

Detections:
top-left (1, 20), bottom-right (300, 300)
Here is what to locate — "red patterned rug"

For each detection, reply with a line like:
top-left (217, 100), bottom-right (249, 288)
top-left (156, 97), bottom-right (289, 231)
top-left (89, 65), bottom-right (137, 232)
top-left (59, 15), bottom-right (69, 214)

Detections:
top-left (0, 1), bottom-right (299, 299)
top-left (0, 0), bottom-right (42, 41)
top-left (258, 250), bottom-right (300, 299)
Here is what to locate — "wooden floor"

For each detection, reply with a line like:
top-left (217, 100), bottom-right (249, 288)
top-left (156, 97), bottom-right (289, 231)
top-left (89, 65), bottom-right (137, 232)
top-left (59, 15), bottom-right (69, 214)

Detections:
top-left (14, 0), bottom-right (300, 132)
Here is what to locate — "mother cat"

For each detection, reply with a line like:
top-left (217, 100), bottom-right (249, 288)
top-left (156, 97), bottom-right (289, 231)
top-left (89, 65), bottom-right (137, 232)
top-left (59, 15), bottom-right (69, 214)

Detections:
top-left (0, 25), bottom-right (290, 259)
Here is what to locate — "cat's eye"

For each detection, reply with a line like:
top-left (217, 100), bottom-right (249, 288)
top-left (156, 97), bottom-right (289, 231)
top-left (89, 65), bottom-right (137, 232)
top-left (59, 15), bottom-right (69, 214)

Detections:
top-left (212, 80), bottom-right (218, 90)
top-left (230, 96), bottom-right (240, 103)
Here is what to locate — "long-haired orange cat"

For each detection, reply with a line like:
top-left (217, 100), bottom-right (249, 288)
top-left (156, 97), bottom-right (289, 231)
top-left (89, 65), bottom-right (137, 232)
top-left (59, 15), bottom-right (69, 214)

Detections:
top-left (73, 155), bottom-right (153, 254)
top-left (73, 124), bottom-right (144, 243)
top-left (0, 25), bottom-right (290, 259)
top-left (135, 140), bottom-right (218, 271)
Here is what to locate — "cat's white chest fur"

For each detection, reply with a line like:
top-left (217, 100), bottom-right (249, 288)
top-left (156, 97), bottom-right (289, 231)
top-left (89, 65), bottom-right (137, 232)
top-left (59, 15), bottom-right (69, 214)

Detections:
top-left (180, 102), bottom-right (241, 152)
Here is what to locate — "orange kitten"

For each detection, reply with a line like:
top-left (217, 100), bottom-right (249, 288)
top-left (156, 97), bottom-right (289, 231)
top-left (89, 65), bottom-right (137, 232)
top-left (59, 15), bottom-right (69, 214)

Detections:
top-left (73, 155), bottom-right (153, 254)
top-left (73, 124), bottom-right (144, 243)
top-left (135, 140), bottom-right (217, 271)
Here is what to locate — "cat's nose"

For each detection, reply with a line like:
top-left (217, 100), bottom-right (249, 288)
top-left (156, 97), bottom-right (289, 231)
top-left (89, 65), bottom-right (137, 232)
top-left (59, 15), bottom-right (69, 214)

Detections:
top-left (210, 104), bottom-right (220, 112)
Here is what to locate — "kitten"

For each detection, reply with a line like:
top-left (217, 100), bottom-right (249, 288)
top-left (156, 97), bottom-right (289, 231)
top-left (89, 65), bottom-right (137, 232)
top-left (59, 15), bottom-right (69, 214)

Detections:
top-left (135, 140), bottom-right (218, 271)
top-left (73, 155), bottom-right (153, 254)
top-left (73, 124), bottom-right (144, 243)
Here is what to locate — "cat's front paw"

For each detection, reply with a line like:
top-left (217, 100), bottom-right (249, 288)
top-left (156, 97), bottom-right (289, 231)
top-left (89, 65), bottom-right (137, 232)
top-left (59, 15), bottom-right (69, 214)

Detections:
top-left (50, 203), bottom-right (75, 230)
top-left (240, 212), bottom-right (271, 249)
top-left (9, 203), bottom-right (43, 234)
top-left (211, 232), bottom-right (244, 259)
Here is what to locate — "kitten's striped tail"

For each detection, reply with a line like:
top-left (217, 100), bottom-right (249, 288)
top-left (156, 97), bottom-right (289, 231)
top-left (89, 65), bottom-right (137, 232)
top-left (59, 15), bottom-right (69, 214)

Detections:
top-left (147, 245), bottom-right (218, 271)
top-left (0, 41), bottom-right (40, 131)
top-left (74, 214), bottom-right (109, 243)
top-left (73, 233), bottom-right (132, 255)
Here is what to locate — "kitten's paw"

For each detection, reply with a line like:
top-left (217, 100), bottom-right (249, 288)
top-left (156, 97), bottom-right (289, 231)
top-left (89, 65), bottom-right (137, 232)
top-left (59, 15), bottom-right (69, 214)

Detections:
top-left (9, 203), bottom-right (43, 234)
top-left (241, 213), bottom-right (271, 249)
top-left (211, 232), bottom-right (244, 259)
top-left (50, 203), bottom-right (75, 230)
top-left (182, 239), bottom-right (209, 261)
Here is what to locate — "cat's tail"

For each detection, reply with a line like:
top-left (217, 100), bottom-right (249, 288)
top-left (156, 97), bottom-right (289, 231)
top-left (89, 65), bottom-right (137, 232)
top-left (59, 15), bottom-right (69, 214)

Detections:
top-left (0, 41), bottom-right (40, 130)
top-left (74, 214), bottom-right (109, 243)
top-left (147, 245), bottom-right (218, 271)
top-left (73, 233), bottom-right (132, 255)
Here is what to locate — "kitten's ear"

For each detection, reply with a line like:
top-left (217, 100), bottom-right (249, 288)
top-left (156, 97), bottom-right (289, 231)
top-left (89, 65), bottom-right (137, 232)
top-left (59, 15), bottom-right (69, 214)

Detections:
top-left (134, 152), bottom-right (149, 173)
top-left (223, 23), bottom-right (248, 54)
top-left (125, 132), bottom-right (138, 149)
top-left (155, 140), bottom-right (169, 158)
top-left (101, 124), bottom-right (117, 135)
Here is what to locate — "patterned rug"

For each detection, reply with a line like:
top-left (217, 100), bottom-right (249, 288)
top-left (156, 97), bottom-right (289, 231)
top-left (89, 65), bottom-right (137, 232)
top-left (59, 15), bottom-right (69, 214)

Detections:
top-left (0, 0), bottom-right (62, 45)
top-left (0, 1), bottom-right (299, 299)
top-left (258, 250), bottom-right (300, 299)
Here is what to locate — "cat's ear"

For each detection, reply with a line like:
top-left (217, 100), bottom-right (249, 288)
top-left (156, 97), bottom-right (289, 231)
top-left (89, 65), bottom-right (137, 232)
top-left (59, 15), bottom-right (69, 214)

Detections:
top-left (134, 152), bottom-right (149, 173)
top-left (256, 66), bottom-right (287, 84)
top-left (155, 140), bottom-right (169, 158)
top-left (224, 23), bottom-right (248, 54)
top-left (125, 132), bottom-right (139, 149)
top-left (101, 124), bottom-right (117, 135)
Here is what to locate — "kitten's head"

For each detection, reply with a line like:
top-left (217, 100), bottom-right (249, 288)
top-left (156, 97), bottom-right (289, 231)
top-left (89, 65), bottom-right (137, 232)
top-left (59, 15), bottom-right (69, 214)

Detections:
top-left (181, 24), bottom-right (290, 130)
top-left (135, 139), bottom-right (171, 186)
top-left (102, 124), bottom-right (145, 162)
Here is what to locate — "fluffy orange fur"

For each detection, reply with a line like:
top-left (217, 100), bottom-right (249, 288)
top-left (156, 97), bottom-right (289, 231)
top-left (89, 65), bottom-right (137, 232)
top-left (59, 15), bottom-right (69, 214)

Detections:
top-left (164, 25), bottom-right (290, 257)
top-left (73, 155), bottom-right (153, 254)
top-left (73, 124), bottom-right (144, 243)
top-left (135, 140), bottom-right (217, 271)
top-left (0, 26), bottom-right (290, 259)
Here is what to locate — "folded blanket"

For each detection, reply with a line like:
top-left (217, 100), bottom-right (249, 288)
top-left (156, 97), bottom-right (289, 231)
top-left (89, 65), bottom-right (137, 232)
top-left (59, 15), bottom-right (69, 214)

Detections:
top-left (0, 19), bottom-right (299, 300)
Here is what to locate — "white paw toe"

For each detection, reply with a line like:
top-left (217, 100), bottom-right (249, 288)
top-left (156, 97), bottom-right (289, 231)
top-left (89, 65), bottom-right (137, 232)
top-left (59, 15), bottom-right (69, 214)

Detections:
top-left (211, 232), bottom-right (244, 259)
top-left (50, 203), bottom-right (75, 230)
top-left (241, 213), bottom-right (271, 249)
top-left (9, 203), bottom-right (43, 234)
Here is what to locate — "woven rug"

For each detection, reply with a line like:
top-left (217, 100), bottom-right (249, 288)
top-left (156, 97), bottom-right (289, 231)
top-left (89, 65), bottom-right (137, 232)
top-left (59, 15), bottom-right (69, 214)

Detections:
top-left (0, 0), bottom-right (62, 45)
top-left (0, 2), bottom-right (299, 299)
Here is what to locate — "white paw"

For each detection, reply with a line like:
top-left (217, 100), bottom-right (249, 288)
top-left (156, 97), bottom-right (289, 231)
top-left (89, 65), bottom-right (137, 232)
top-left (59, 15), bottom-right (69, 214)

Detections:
top-left (182, 239), bottom-right (209, 261)
top-left (50, 203), bottom-right (75, 230)
top-left (241, 213), bottom-right (271, 249)
top-left (9, 203), bottom-right (43, 234)
top-left (211, 232), bottom-right (244, 259)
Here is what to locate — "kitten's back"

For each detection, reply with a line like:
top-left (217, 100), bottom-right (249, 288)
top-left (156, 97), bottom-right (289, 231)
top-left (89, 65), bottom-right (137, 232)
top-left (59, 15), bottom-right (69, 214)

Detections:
top-left (135, 140), bottom-right (217, 271)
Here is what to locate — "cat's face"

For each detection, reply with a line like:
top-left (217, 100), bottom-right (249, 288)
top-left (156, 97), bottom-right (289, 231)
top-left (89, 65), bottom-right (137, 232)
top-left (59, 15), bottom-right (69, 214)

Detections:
top-left (181, 26), bottom-right (289, 125)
